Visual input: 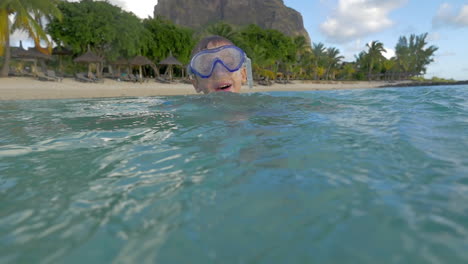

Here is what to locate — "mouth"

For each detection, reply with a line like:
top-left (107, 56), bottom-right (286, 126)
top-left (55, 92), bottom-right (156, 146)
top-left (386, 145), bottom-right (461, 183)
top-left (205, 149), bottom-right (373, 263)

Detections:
top-left (215, 83), bottom-right (233, 92)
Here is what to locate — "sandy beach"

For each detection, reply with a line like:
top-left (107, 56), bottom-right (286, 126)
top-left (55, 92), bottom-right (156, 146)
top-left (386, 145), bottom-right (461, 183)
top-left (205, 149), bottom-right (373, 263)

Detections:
top-left (0, 77), bottom-right (400, 100)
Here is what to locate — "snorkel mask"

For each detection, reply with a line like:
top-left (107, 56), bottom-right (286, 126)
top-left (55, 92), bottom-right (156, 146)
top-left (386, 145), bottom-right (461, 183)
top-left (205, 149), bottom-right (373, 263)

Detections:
top-left (188, 45), bottom-right (254, 89)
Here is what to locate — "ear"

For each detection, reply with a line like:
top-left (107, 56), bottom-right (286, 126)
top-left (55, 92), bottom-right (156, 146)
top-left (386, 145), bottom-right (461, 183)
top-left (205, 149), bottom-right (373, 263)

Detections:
top-left (241, 67), bottom-right (247, 85)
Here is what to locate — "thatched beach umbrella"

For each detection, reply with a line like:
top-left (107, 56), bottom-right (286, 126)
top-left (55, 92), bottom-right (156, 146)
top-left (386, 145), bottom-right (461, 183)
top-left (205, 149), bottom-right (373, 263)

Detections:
top-left (26, 47), bottom-right (52, 60)
top-left (10, 42), bottom-right (35, 74)
top-left (52, 46), bottom-right (73, 73)
top-left (11, 41), bottom-right (30, 59)
top-left (11, 42), bottom-right (52, 74)
top-left (27, 48), bottom-right (53, 73)
top-left (74, 51), bottom-right (103, 77)
top-left (12, 41), bottom-right (52, 61)
top-left (74, 50), bottom-right (102, 63)
top-left (159, 53), bottom-right (182, 81)
top-left (130, 55), bottom-right (153, 80)
top-left (111, 57), bottom-right (130, 76)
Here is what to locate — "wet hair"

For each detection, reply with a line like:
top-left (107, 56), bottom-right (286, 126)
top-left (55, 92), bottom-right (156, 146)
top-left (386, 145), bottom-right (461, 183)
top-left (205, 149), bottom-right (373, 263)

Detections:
top-left (190, 35), bottom-right (234, 58)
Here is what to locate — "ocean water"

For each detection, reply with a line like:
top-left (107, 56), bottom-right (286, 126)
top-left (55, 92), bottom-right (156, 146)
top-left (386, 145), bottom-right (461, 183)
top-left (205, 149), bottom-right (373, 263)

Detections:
top-left (0, 86), bottom-right (467, 264)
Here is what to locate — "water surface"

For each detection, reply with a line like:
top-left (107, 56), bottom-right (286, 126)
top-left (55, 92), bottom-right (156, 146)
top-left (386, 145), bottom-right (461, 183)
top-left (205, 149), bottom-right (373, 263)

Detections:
top-left (1, 86), bottom-right (467, 263)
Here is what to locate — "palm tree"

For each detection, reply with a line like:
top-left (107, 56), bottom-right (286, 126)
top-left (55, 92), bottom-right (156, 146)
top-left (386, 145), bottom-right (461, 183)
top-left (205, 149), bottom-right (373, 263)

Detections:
top-left (312, 42), bottom-right (326, 80)
top-left (205, 22), bottom-right (238, 41)
top-left (0, 0), bottom-right (61, 77)
top-left (325, 47), bottom-right (344, 80)
top-left (366, 41), bottom-right (386, 80)
top-left (293, 36), bottom-right (310, 76)
top-left (395, 36), bottom-right (410, 75)
top-left (250, 44), bottom-right (271, 67)
top-left (395, 33), bottom-right (438, 79)
top-left (293, 36), bottom-right (309, 57)
top-left (297, 51), bottom-right (313, 79)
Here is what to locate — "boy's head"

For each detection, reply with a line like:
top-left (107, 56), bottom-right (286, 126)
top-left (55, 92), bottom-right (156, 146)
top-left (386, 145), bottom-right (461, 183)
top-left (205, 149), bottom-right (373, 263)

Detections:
top-left (188, 35), bottom-right (247, 94)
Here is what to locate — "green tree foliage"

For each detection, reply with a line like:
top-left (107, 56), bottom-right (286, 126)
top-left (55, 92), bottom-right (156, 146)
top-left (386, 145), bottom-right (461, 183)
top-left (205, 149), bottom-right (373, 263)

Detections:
top-left (365, 41), bottom-right (386, 80)
top-left (341, 63), bottom-right (356, 80)
top-left (355, 51), bottom-right (368, 70)
top-left (143, 17), bottom-right (194, 64)
top-left (311, 43), bottom-right (326, 80)
top-left (47, 0), bottom-right (147, 60)
top-left (381, 58), bottom-right (396, 79)
top-left (237, 24), bottom-right (296, 71)
top-left (395, 33), bottom-right (438, 76)
top-left (325, 47), bottom-right (344, 80)
top-left (297, 51), bottom-right (313, 78)
top-left (292, 35), bottom-right (310, 77)
top-left (294, 36), bottom-right (308, 54)
top-left (205, 22), bottom-right (238, 41)
top-left (2, 1), bottom-right (439, 83)
top-left (1, 0), bottom-right (62, 77)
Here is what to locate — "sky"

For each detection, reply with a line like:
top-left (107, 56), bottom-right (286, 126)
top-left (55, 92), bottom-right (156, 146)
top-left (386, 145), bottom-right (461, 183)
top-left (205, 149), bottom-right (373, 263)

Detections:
top-left (10, 0), bottom-right (468, 80)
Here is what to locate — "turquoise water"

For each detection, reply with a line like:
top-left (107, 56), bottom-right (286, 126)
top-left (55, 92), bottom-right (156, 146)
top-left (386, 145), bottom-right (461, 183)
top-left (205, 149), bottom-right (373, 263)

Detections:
top-left (1, 86), bottom-right (467, 263)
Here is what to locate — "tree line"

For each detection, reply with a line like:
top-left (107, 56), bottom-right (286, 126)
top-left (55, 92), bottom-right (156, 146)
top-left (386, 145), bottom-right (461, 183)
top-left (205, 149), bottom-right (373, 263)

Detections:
top-left (1, 0), bottom-right (439, 81)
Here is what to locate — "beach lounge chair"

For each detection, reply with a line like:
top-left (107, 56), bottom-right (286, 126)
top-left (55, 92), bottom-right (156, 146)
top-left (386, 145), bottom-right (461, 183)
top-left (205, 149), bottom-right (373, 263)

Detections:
top-left (117, 73), bottom-right (130, 82)
top-left (257, 77), bottom-right (273, 86)
top-left (135, 75), bottom-right (150, 83)
top-left (109, 72), bottom-right (121, 80)
top-left (75, 72), bottom-right (94, 83)
top-left (88, 72), bottom-right (104, 83)
top-left (115, 73), bottom-right (123, 80)
top-left (127, 73), bottom-right (139, 82)
top-left (155, 76), bottom-right (171, 84)
top-left (179, 77), bottom-right (192, 84)
top-left (11, 68), bottom-right (33, 77)
top-left (275, 78), bottom-right (291, 84)
top-left (37, 71), bottom-right (58, 82)
top-left (8, 67), bottom-right (21, 77)
top-left (120, 73), bottom-right (135, 82)
top-left (103, 72), bottom-right (116, 79)
top-left (46, 70), bottom-right (63, 82)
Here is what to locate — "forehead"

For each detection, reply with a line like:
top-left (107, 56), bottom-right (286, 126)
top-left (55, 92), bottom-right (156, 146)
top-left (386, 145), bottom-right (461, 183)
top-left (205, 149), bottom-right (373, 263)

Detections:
top-left (205, 40), bottom-right (233, 50)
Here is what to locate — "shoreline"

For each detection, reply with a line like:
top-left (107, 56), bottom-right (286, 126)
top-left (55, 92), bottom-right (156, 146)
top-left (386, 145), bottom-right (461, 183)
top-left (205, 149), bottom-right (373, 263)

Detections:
top-left (0, 77), bottom-right (465, 101)
top-left (378, 80), bottom-right (468, 88)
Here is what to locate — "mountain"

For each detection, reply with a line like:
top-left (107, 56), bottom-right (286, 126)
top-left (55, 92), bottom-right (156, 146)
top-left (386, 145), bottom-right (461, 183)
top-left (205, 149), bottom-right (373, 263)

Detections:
top-left (153, 0), bottom-right (311, 43)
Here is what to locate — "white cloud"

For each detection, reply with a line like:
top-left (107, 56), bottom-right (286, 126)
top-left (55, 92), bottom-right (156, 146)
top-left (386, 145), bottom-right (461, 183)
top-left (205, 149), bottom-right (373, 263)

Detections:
top-left (67, 0), bottom-right (156, 18)
top-left (8, 14), bottom-right (34, 48)
top-left (382, 48), bottom-right (395, 59)
top-left (110, 0), bottom-right (157, 18)
top-left (364, 41), bottom-right (394, 59)
top-left (433, 3), bottom-right (468, 28)
top-left (320, 0), bottom-right (407, 43)
top-left (340, 39), bottom-right (362, 61)
top-left (10, 31), bottom-right (33, 48)
top-left (427, 32), bottom-right (441, 42)
top-left (340, 39), bottom-right (395, 61)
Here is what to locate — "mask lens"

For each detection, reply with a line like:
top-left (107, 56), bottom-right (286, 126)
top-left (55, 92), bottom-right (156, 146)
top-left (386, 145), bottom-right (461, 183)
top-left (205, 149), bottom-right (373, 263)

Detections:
top-left (190, 46), bottom-right (245, 78)
top-left (192, 53), bottom-right (216, 76)
top-left (217, 48), bottom-right (243, 69)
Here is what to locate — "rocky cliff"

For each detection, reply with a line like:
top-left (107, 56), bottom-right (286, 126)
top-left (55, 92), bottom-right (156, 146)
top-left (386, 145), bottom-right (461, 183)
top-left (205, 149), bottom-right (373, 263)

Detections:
top-left (153, 0), bottom-right (310, 43)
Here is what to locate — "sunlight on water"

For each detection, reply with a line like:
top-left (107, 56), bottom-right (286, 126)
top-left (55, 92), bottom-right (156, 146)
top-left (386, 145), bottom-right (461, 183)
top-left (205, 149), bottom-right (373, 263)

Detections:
top-left (1, 86), bottom-right (467, 263)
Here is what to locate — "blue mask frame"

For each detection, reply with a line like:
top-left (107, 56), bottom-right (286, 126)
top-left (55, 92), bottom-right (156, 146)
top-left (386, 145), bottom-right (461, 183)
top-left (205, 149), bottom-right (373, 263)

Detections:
top-left (189, 45), bottom-right (246, 79)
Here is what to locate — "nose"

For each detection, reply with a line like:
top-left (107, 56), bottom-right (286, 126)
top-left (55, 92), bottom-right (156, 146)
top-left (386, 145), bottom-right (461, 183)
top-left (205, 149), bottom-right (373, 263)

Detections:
top-left (210, 61), bottom-right (231, 79)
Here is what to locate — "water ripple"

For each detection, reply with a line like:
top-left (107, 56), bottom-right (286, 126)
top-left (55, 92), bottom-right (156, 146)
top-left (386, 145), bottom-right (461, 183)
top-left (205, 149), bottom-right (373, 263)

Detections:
top-left (1, 86), bottom-right (467, 263)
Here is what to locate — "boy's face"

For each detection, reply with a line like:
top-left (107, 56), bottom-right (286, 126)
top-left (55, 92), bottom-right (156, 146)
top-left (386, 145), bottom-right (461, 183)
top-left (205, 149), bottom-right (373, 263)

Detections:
top-left (191, 41), bottom-right (247, 94)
